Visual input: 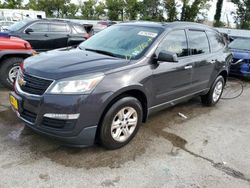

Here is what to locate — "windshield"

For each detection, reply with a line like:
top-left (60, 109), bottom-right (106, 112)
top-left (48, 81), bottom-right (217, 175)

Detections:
top-left (79, 25), bottom-right (163, 59)
top-left (229, 38), bottom-right (250, 51)
top-left (8, 20), bottom-right (30, 31)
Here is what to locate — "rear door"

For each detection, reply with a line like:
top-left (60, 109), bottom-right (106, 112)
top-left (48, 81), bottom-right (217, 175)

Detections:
top-left (48, 22), bottom-right (71, 49)
top-left (152, 30), bottom-right (193, 105)
top-left (21, 22), bottom-right (50, 52)
top-left (186, 29), bottom-right (213, 92)
top-left (67, 24), bottom-right (87, 46)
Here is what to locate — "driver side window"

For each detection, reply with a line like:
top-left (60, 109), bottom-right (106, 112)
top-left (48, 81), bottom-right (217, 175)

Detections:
top-left (158, 30), bottom-right (188, 57)
top-left (27, 23), bottom-right (49, 32)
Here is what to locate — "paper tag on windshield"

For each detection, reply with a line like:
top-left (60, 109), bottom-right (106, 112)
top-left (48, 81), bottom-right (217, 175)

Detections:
top-left (138, 31), bottom-right (157, 38)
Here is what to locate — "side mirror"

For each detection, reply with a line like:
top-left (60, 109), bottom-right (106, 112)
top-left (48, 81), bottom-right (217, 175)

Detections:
top-left (157, 51), bottom-right (178, 63)
top-left (25, 28), bottom-right (33, 34)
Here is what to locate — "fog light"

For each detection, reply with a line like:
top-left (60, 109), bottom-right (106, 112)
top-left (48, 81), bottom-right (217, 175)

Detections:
top-left (44, 113), bottom-right (80, 120)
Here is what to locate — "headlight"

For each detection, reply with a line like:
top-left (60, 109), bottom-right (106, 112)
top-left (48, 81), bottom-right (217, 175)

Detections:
top-left (48, 73), bottom-right (104, 94)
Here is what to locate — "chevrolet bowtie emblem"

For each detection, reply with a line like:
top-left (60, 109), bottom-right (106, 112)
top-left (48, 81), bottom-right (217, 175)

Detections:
top-left (18, 77), bottom-right (26, 86)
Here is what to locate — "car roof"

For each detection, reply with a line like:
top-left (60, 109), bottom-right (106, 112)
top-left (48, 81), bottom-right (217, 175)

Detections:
top-left (118, 21), bottom-right (216, 32)
top-left (25, 19), bottom-right (79, 25)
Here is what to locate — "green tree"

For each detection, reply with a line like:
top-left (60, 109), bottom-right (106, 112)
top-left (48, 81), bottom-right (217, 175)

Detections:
top-left (106, 0), bottom-right (125, 21)
top-left (62, 3), bottom-right (79, 18)
top-left (139, 0), bottom-right (164, 21)
top-left (125, 0), bottom-right (139, 20)
top-left (26, 0), bottom-right (70, 18)
top-left (164, 0), bottom-right (178, 21)
top-left (95, 2), bottom-right (106, 19)
top-left (3, 0), bottom-right (23, 9)
top-left (53, 0), bottom-right (70, 18)
top-left (180, 0), bottom-right (209, 21)
top-left (231, 0), bottom-right (250, 29)
top-left (214, 0), bottom-right (224, 27)
top-left (26, 0), bottom-right (53, 16)
top-left (81, 0), bottom-right (95, 19)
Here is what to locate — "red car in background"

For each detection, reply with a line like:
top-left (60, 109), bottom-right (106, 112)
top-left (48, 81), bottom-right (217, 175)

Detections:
top-left (0, 33), bottom-right (35, 89)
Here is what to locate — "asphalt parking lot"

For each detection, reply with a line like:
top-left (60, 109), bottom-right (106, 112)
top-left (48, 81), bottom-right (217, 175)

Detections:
top-left (0, 81), bottom-right (250, 188)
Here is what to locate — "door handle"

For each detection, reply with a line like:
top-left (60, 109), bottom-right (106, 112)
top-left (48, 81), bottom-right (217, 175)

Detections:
top-left (184, 65), bottom-right (193, 70)
top-left (44, 34), bottom-right (48, 37)
top-left (211, 60), bottom-right (216, 64)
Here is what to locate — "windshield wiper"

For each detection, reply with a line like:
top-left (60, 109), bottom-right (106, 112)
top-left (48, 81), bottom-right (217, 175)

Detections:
top-left (84, 48), bottom-right (121, 58)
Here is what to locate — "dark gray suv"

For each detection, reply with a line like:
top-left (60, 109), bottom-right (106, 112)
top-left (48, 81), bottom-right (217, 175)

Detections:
top-left (10, 22), bottom-right (231, 149)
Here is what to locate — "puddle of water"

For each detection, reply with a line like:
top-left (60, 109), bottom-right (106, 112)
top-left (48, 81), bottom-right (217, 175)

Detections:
top-left (35, 136), bottom-right (147, 169)
top-left (8, 126), bottom-right (25, 141)
top-left (26, 98), bottom-right (213, 169)
top-left (0, 108), bottom-right (20, 125)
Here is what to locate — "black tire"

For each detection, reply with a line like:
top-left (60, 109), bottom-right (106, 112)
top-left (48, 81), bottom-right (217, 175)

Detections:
top-left (0, 57), bottom-right (23, 89)
top-left (201, 75), bottom-right (225, 106)
top-left (99, 97), bottom-right (143, 150)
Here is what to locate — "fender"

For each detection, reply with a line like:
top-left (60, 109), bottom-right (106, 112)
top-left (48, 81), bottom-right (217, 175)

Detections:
top-left (98, 84), bottom-right (149, 123)
top-left (0, 50), bottom-right (34, 60)
top-left (107, 84), bottom-right (148, 103)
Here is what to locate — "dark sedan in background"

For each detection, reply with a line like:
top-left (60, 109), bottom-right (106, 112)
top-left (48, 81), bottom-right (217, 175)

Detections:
top-left (229, 37), bottom-right (250, 78)
top-left (6, 19), bottom-right (89, 52)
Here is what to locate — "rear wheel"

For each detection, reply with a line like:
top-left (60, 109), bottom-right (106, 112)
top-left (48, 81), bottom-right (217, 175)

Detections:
top-left (0, 57), bottom-right (23, 89)
top-left (99, 97), bottom-right (143, 150)
top-left (201, 75), bottom-right (225, 106)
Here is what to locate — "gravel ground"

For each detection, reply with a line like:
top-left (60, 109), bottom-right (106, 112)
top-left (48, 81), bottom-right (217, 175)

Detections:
top-left (0, 80), bottom-right (249, 188)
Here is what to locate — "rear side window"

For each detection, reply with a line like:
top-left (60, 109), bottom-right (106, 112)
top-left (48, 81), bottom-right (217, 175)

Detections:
top-left (158, 30), bottom-right (188, 57)
top-left (188, 30), bottom-right (210, 55)
top-left (207, 31), bottom-right (225, 52)
top-left (28, 23), bottom-right (49, 32)
top-left (50, 23), bottom-right (70, 33)
top-left (73, 24), bottom-right (86, 34)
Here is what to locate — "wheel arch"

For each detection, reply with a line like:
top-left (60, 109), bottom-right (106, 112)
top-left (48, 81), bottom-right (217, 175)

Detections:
top-left (0, 51), bottom-right (33, 66)
top-left (218, 69), bottom-right (228, 84)
top-left (95, 86), bottom-right (149, 141)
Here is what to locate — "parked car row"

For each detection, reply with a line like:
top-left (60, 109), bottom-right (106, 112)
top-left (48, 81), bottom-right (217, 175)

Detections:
top-left (0, 18), bottom-right (98, 88)
top-left (6, 19), bottom-right (90, 52)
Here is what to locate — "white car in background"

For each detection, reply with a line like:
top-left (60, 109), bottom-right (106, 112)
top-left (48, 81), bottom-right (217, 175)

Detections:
top-left (0, 21), bottom-right (15, 32)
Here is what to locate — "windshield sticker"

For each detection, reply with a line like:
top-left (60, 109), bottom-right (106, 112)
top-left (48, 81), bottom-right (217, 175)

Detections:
top-left (138, 31), bottom-right (158, 38)
top-left (132, 50), bottom-right (140, 56)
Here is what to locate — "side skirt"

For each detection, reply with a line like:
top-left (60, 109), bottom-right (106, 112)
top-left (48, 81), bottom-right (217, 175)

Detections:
top-left (147, 89), bottom-right (210, 116)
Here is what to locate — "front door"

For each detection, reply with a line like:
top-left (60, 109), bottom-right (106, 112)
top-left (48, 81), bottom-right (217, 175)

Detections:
top-left (152, 29), bottom-right (193, 106)
top-left (21, 22), bottom-right (51, 52)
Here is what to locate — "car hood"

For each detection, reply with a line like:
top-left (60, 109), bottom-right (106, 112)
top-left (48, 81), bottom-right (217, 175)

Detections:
top-left (24, 48), bottom-right (129, 80)
top-left (230, 48), bottom-right (250, 60)
top-left (0, 35), bottom-right (32, 50)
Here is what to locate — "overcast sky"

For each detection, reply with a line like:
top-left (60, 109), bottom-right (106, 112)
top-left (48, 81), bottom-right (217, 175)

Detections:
top-left (12, 0), bottom-right (238, 24)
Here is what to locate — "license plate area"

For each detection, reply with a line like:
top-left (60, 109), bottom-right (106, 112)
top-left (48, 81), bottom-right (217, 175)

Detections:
top-left (10, 95), bottom-right (18, 110)
top-left (9, 92), bottom-right (23, 112)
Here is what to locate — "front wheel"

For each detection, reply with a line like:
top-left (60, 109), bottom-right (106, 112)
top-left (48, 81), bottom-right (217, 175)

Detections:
top-left (99, 97), bottom-right (143, 150)
top-left (0, 57), bottom-right (23, 89)
top-left (201, 75), bottom-right (225, 106)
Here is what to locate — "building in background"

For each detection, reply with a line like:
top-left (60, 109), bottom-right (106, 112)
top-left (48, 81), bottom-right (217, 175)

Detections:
top-left (0, 9), bottom-right (46, 21)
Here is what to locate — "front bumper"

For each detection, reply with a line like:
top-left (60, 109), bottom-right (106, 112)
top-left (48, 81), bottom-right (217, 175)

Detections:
top-left (10, 84), bottom-right (101, 146)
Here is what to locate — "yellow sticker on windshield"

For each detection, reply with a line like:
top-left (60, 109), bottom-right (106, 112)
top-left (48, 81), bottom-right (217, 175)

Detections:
top-left (138, 31), bottom-right (157, 38)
